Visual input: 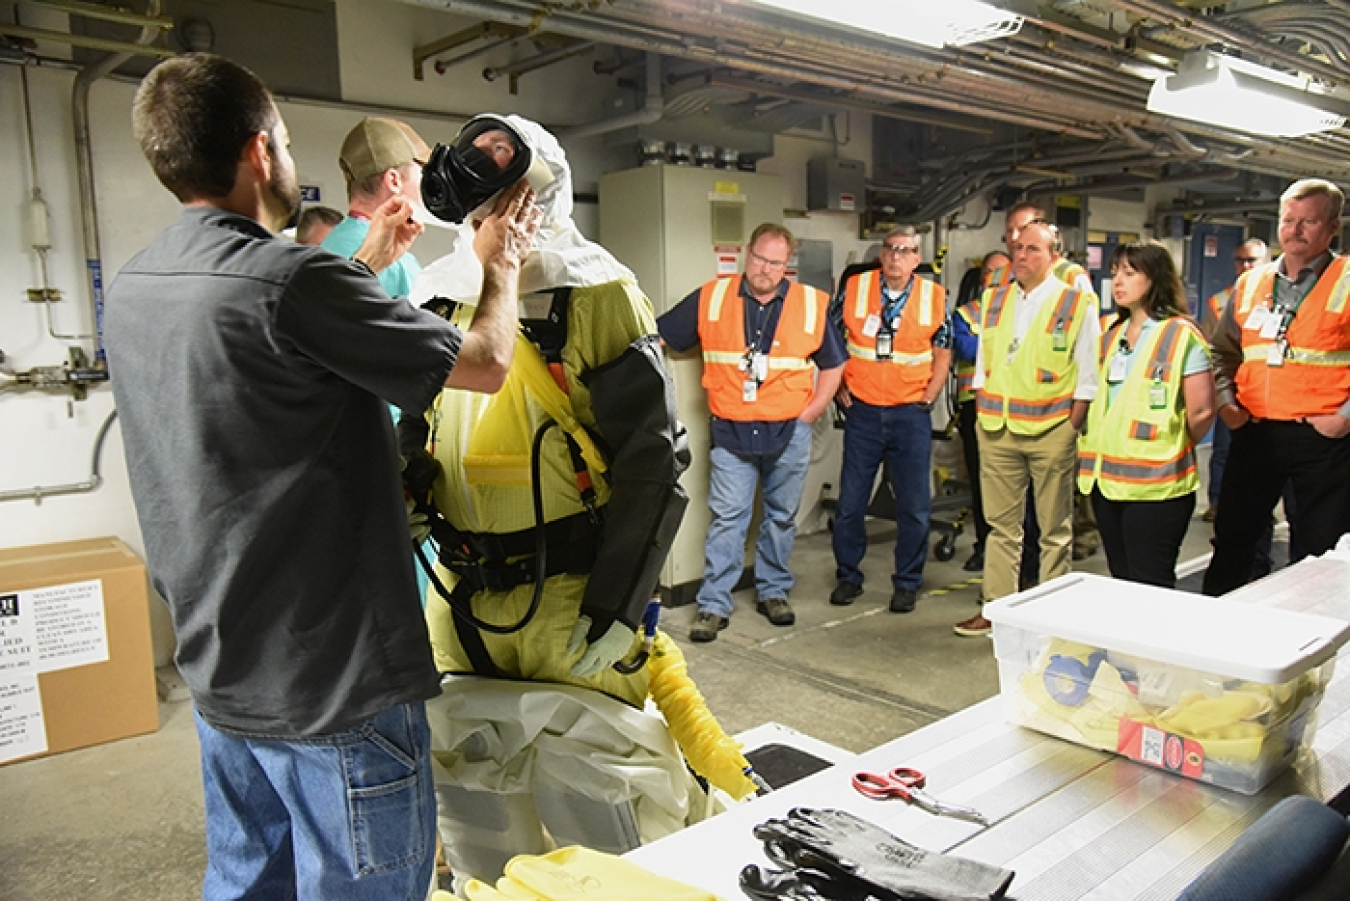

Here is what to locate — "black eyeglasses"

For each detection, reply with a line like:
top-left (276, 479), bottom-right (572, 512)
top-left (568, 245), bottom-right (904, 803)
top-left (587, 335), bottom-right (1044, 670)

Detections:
top-left (1235, 256), bottom-right (1260, 264)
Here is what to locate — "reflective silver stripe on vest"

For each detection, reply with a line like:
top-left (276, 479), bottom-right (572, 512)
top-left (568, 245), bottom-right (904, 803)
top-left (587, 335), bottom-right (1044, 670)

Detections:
top-left (1235, 267), bottom-right (1273, 316)
top-left (707, 278), bottom-right (733, 322)
top-left (1243, 345), bottom-right (1350, 366)
top-left (1327, 262), bottom-right (1350, 314)
top-left (802, 285), bottom-right (821, 335)
top-left (1148, 319), bottom-right (1184, 381)
top-left (985, 284), bottom-right (1013, 327)
top-left (1045, 286), bottom-right (1078, 332)
top-left (846, 341), bottom-right (933, 364)
top-left (1006, 395), bottom-right (1074, 420)
top-left (1096, 449), bottom-right (1197, 483)
top-left (917, 279), bottom-right (934, 327)
top-left (853, 271), bottom-right (875, 320)
top-left (705, 350), bottom-right (745, 365)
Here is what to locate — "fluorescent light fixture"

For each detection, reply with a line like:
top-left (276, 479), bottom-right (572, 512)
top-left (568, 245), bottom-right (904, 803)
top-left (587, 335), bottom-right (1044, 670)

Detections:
top-left (750, 0), bottom-right (1022, 49)
top-left (1147, 50), bottom-right (1348, 138)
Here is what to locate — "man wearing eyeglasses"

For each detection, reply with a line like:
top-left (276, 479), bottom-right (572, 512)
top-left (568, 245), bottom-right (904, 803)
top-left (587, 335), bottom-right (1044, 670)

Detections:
top-left (955, 221), bottom-right (1100, 637)
top-left (988, 202), bottom-right (1103, 567)
top-left (1203, 179), bottom-right (1350, 597)
top-left (322, 117), bottom-right (430, 298)
top-left (828, 226), bottom-right (952, 614)
top-left (1199, 238), bottom-right (1270, 523)
top-left (658, 223), bottom-right (846, 642)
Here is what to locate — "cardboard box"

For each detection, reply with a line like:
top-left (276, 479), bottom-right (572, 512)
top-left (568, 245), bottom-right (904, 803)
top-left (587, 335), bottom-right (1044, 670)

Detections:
top-left (0, 537), bottom-right (159, 764)
top-left (987, 573), bottom-right (1350, 794)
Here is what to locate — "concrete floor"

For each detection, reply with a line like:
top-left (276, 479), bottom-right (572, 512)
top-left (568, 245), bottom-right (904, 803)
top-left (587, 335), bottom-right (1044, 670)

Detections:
top-left (0, 481), bottom-right (1226, 900)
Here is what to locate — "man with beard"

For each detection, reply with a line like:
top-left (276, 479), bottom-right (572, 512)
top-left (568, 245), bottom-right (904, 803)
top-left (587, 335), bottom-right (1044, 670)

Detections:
top-left (104, 53), bottom-right (538, 900)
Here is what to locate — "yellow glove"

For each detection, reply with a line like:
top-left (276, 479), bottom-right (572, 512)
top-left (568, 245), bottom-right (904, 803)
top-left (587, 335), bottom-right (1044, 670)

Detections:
top-left (466, 846), bottom-right (719, 901)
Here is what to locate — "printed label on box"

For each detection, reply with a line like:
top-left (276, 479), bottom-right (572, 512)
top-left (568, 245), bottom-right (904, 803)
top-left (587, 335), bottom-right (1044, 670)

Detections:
top-left (0, 675), bottom-right (48, 763)
top-left (0, 592), bottom-right (38, 676)
top-left (31, 580), bottom-right (109, 673)
top-left (1118, 719), bottom-right (1205, 778)
top-left (0, 580), bottom-right (108, 677)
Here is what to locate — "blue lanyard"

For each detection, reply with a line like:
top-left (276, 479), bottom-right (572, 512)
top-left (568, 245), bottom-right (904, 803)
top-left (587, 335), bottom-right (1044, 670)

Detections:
top-left (881, 281), bottom-right (913, 330)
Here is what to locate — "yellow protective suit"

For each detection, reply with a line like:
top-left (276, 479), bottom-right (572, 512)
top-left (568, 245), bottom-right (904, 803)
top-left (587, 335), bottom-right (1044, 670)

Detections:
top-left (422, 278), bottom-right (662, 707)
top-left (407, 115), bottom-right (756, 895)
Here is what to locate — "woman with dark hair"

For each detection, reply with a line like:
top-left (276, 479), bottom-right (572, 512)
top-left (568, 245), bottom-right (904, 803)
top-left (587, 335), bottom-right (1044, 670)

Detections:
top-left (1077, 240), bottom-right (1215, 587)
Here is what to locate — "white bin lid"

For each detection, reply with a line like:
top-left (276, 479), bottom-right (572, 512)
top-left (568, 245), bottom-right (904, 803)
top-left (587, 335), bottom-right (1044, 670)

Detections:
top-left (985, 573), bottom-right (1350, 683)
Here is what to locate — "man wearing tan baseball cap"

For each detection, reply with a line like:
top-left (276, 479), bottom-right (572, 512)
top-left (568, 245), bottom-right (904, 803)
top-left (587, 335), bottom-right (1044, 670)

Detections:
top-left (322, 117), bottom-right (430, 297)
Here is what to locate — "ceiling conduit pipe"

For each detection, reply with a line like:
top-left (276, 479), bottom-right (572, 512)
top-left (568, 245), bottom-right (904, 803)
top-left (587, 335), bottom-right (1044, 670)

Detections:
top-left (557, 50), bottom-right (662, 139)
top-left (1254, 26), bottom-right (1350, 69)
top-left (1220, 6), bottom-right (1350, 69)
top-left (404, 0), bottom-right (1106, 136)
top-left (1024, 167), bottom-right (1240, 199)
top-left (404, 0), bottom-right (1350, 173)
top-left (73, 1), bottom-right (165, 365)
top-left (1116, 0), bottom-right (1350, 85)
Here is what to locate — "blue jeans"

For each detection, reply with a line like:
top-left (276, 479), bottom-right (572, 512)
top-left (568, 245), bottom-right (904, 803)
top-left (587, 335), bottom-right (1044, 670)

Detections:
top-left (195, 702), bottom-right (436, 901)
top-left (697, 422), bottom-right (812, 617)
top-left (832, 400), bottom-right (932, 591)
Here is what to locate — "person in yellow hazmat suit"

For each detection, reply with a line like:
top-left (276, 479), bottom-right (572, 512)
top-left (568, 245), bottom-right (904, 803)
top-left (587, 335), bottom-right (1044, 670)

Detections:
top-left (401, 115), bottom-right (755, 892)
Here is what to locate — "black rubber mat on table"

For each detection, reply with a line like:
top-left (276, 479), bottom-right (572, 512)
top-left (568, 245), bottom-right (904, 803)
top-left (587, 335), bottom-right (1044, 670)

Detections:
top-left (744, 743), bottom-right (836, 790)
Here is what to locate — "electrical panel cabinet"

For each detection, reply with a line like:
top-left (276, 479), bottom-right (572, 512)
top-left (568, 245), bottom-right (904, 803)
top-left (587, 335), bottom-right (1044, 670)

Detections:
top-left (599, 164), bottom-right (783, 602)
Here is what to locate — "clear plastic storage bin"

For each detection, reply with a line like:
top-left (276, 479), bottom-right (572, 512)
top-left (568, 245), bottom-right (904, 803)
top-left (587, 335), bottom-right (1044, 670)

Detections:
top-left (986, 573), bottom-right (1350, 794)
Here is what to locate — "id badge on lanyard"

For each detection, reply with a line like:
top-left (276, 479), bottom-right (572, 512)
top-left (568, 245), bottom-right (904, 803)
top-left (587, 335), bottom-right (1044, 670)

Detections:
top-left (1149, 380), bottom-right (1167, 410)
top-left (876, 329), bottom-right (893, 361)
top-left (1107, 352), bottom-right (1128, 384)
top-left (1052, 320), bottom-right (1068, 352)
top-left (742, 350), bottom-right (768, 402)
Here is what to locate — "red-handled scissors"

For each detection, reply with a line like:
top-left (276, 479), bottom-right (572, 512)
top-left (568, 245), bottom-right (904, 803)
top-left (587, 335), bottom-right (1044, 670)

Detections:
top-left (851, 767), bottom-right (988, 825)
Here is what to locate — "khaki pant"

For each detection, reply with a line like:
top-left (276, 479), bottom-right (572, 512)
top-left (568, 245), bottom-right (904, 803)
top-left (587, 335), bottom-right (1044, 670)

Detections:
top-left (977, 420), bottom-right (1078, 601)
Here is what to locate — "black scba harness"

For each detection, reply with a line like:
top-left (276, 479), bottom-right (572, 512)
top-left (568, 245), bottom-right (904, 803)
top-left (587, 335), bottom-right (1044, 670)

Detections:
top-left (412, 287), bottom-right (608, 677)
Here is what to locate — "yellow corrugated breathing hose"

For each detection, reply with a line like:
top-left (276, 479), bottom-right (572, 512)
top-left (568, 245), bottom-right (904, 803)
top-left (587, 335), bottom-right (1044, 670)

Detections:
top-left (645, 630), bottom-right (759, 800)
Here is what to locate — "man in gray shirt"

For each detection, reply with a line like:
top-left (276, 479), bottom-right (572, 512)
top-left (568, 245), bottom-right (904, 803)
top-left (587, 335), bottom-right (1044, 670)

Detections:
top-left (105, 53), bottom-right (537, 900)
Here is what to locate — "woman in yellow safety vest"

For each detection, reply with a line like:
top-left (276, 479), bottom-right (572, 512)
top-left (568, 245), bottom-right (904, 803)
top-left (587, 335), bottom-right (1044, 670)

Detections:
top-left (1077, 240), bottom-right (1215, 587)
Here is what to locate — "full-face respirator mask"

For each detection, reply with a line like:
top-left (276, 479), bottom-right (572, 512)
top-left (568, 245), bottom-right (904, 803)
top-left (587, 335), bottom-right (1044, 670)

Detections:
top-left (420, 115), bottom-right (553, 224)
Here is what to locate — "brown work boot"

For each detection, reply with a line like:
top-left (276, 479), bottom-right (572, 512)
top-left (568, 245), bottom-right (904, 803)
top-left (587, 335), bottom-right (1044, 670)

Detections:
top-left (953, 612), bottom-right (992, 637)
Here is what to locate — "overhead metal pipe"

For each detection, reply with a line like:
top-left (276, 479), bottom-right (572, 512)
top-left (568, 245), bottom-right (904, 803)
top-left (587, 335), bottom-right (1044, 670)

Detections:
top-left (1115, 0), bottom-right (1349, 85)
top-left (558, 51), bottom-right (663, 140)
top-left (396, 0), bottom-right (1350, 180)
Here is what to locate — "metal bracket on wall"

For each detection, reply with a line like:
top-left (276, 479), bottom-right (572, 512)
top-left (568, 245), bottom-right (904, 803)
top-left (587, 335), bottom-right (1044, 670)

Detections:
top-left (413, 21), bottom-right (525, 80)
top-left (0, 0), bottom-right (173, 58)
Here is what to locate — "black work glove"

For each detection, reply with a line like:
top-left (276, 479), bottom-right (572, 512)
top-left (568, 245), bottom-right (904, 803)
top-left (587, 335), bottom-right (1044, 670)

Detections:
top-left (740, 864), bottom-right (897, 901)
top-left (753, 808), bottom-right (1014, 901)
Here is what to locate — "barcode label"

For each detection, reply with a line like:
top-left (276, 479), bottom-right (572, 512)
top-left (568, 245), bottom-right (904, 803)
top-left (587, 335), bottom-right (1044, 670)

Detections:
top-left (1139, 726), bottom-right (1164, 765)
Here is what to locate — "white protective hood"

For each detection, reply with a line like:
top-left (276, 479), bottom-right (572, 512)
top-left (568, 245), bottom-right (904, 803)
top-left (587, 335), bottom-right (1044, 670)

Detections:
top-left (410, 115), bottom-right (634, 305)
